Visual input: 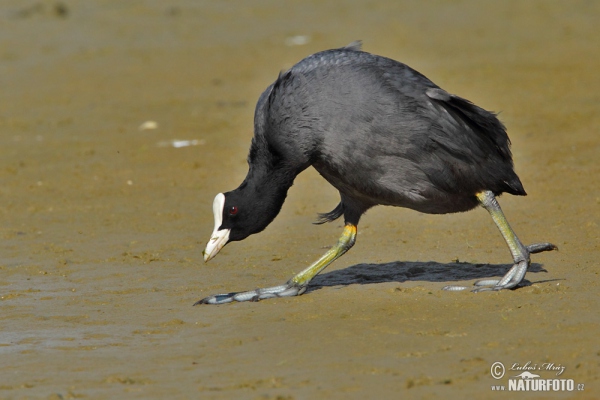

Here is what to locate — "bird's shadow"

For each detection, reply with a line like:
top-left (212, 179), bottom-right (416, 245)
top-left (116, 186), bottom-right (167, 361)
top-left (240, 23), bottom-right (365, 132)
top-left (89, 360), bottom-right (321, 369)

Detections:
top-left (306, 260), bottom-right (549, 292)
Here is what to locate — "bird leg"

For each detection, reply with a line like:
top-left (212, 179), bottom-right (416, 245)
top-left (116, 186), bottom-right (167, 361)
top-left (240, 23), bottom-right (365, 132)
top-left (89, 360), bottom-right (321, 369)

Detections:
top-left (195, 224), bottom-right (357, 305)
top-left (443, 190), bottom-right (557, 292)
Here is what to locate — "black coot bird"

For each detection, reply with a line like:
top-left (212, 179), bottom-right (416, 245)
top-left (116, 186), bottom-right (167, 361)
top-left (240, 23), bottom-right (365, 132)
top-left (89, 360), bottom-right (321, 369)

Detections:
top-left (197, 42), bottom-right (556, 305)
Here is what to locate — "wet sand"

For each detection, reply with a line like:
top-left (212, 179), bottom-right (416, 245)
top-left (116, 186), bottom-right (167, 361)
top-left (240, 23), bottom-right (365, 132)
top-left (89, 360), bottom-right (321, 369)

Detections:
top-left (1, 1), bottom-right (599, 398)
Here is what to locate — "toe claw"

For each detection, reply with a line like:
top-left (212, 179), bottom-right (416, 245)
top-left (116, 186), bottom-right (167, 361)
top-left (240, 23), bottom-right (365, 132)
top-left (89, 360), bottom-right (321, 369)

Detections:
top-left (442, 285), bottom-right (469, 291)
top-left (527, 242), bottom-right (558, 254)
top-left (193, 292), bottom-right (237, 305)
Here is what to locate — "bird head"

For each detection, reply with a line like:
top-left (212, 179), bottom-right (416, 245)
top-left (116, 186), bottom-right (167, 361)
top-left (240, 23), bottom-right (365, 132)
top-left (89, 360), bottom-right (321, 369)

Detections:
top-left (203, 192), bottom-right (246, 262)
top-left (203, 188), bottom-right (282, 262)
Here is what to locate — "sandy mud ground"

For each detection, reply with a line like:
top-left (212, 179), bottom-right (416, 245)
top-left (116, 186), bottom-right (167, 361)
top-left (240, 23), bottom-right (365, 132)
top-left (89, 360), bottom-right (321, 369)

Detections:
top-left (1, 1), bottom-right (599, 399)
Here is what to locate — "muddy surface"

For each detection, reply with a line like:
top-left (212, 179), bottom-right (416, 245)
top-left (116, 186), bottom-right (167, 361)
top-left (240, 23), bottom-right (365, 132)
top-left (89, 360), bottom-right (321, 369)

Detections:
top-left (1, 1), bottom-right (599, 399)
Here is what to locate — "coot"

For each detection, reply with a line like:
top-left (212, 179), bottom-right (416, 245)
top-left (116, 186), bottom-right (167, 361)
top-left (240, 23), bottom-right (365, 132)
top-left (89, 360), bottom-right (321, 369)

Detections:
top-left (197, 42), bottom-right (556, 305)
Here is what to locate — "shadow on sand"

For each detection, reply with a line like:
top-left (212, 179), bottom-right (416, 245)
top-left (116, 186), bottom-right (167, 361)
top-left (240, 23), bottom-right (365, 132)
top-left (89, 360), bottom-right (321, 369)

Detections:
top-left (306, 261), bottom-right (550, 293)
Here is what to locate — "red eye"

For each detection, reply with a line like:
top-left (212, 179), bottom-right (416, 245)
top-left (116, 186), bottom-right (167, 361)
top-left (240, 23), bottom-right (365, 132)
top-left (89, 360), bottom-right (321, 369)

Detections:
top-left (229, 206), bottom-right (238, 216)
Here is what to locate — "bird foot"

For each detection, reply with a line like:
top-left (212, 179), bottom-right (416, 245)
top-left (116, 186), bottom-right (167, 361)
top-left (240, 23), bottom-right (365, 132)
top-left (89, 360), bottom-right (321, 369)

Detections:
top-left (194, 280), bottom-right (307, 305)
top-left (442, 242), bottom-right (557, 292)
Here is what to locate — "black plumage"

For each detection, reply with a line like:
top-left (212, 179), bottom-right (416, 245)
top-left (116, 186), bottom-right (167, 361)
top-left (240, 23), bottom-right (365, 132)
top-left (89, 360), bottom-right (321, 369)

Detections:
top-left (198, 42), bottom-right (555, 305)
top-left (229, 44), bottom-right (521, 228)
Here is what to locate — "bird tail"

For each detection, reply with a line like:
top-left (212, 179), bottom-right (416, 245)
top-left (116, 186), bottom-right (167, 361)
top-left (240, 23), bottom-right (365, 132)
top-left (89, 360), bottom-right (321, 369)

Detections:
top-left (314, 202), bottom-right (344, 225)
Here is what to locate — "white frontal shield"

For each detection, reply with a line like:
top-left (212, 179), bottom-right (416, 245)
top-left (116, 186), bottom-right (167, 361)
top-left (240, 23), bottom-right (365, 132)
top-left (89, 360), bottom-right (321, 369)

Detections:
top-left (203, 193), bottom-right (230, 262)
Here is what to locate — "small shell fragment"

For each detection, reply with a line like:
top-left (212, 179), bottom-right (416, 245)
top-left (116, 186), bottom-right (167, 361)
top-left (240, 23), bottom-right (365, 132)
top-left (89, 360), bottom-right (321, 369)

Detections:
top-left (139, 121), bottom-right (158, 131)
top-left (156, 139), bottom-right (206, 148)
top-left (285, 35), bottom-right (311, 46)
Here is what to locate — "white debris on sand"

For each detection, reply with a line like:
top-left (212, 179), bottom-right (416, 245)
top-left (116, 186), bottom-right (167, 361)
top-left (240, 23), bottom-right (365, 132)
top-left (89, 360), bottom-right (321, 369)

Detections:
top-left (139, 120), bottom-right (158, 131)
top-left (285, 35), bottom-right (310, 46)
top-left (156, 139), bottom-right (206, 148)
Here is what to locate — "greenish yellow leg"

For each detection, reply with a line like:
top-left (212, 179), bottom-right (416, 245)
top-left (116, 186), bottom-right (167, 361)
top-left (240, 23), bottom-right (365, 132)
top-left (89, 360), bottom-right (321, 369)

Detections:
top-left (475, 191), bottom-right (528, 262)
top-left (195, 224), bottom-right (358, 305)
top-left (443, 190), bottom-right (557, 292)
top-left (291, 223), bottom-right (357, 286)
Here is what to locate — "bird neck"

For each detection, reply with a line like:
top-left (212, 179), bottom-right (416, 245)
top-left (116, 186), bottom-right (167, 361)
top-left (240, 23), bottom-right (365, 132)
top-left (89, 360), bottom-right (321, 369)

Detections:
top-left (249, 162), bottom-right (295, 201)
top-left (236, 161), bottom-right (297, 233)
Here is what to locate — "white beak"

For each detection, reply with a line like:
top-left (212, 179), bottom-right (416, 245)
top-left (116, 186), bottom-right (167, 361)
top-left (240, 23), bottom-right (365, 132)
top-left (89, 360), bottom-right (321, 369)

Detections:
top-left (203, 193), bottom-right (230, 262)
top-left (203, 228), bottom-right (230, 262)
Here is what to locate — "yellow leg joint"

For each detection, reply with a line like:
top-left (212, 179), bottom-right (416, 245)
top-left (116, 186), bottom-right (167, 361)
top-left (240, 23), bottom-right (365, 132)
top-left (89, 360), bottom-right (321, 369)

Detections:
top-left (291, 224), bottom-right (357, 286)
